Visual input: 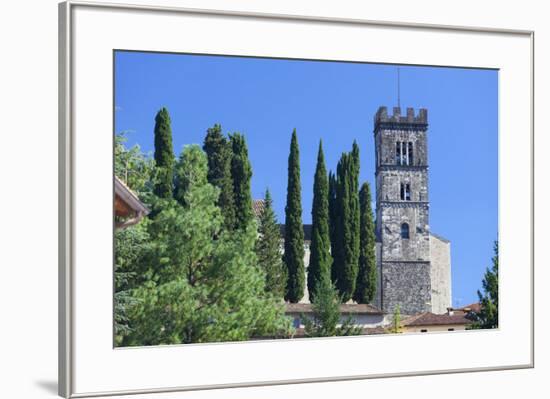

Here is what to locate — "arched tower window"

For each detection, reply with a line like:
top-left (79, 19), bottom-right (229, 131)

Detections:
top-left (401, 223), bottom-right (410, 239)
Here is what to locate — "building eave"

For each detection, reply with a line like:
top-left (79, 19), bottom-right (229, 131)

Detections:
top-left (114, 176), bottom-right (150, 216)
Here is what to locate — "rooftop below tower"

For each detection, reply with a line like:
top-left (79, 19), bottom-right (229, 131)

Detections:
top-left (374, 106), bottom-right (428, 129)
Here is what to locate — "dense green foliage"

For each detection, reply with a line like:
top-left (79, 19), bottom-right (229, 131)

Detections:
top-left (353, 182), bottom-right (377, 304)
top-left (303, 274), bottom-right (363, 337)
top-left (229, 133), bottom-right (253, 231)
top-left (331, 142), bottom-right (360, 302)
top-left (114, 133), bottom-right (155, 344)
top-left (114, 220), bottom-right (151, 345)
top-left (283, 129), bottom-right (305, 303)
top-left (255, 189), bottom-right (287, 299)
top-left (203, 124), bottom-right (236, 229)
top-left (469, 241), bottom-right (499, 329)
top-left (328, 170), bottom-right (338, 271)
top-left (308, 141), bottom-right (332, 302)
top-left (153, 107), bottom-right (175, 198)
top-left (123, 146), bottom-right (291, 345)
top-left (115, 131), bottom-right (292, 345)
top-left (174, 143), bottom-right (209, 207)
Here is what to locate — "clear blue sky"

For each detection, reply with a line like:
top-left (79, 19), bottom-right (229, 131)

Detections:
top-left (114, 50), bottom-right (498, 308)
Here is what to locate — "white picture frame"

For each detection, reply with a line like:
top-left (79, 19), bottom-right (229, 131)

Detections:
top-left (59, 1), bottom-right (534, 397)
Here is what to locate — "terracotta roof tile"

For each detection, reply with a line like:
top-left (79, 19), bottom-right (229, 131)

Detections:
top-left (285, 303), bottom-right (384, 315)
top-left (402, 312), bottom-right (473, 327)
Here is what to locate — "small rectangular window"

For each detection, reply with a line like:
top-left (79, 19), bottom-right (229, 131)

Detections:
top-left (405, 184), bottom-right (411, 201)
top-left (408, 142), bottom-right (414, 165)
top-left (400, 183), bottom-right (405, 200)
top-left (396, 142), bottom-right (402, 165)
top-left (420, 329), bottom-right (428, 333)
top-left (448, 328), bottom-right (455, 331)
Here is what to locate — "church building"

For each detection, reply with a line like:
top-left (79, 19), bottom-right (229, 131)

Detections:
top-left (254, 106), bottom-right (452, 316)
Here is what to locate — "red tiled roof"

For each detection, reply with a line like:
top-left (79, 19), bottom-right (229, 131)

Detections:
top-left (285, 303), bottom-right (384, 315)
top-left (458, 303), bottom-right (481, 313)
top-left (292, 326), bottom-right (387, 338)
top-left (402, 312), bottom-right (473, 327)
top-left (448, 303), bottom-right (481, 317)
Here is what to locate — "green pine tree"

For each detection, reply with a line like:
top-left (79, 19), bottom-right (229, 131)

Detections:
top-left (470, 241), bottom-right (499, 329)
top-left (203, 124), bottom-right (236, 229)
top-left (229, 133), bottom-right (253, 231)
top-left (153, 107), bottom-right (175, 199)
top-left (284, 129), bottom-right (305, 303)
top-left (303, 274), bottom-right (363, 337)
top-left (126, 146), bottom-right (292, 345)
top-left (354, 182), bottom-right (377, 304)
top-left (308, 140), bottom-right (332, 302)
top-left (174, 143), bottom-right (213, 208)
top-left (255, 189), bottom-right (287, 299)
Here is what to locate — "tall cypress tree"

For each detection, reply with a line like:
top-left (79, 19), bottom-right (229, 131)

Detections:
top-left (349, 141), bottom-right (361, 299)
top-left (332, 144), bottom-right (360, 302)
top-left (308, 141), bottom-right (332, 302)
top-left (229, 133), bottom-right (253, 230)
top-left (332, 153), bottom-right (351, 299)
top-left (328, 170), bottom-right (338, 282)
top-left (354, 182), bottom-right (377, 304)
top-left (284, 129), bottom-right (305, 303)
top-left (203, 124), bottom-right (236, 229)
top-left (153, 107), bottom-right (175, 199)
top-left (255, 189), bottom-right (287, 299)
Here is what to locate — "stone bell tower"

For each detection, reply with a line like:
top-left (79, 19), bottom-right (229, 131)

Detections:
top-left (374, 106), bottom-right (432, 315)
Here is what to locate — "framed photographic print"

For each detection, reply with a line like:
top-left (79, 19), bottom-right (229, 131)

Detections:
top-left (59, 1), bottom-right (534, 397)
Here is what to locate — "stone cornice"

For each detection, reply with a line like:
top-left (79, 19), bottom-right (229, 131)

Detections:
top-left (374, 122), bottom-right (428, 134)
top-left (375, 165), bottom-right (428, 175)
top-left (378, 201), bottom-right (429, 209)
top-left (381, 260), bottom-right (431, 264)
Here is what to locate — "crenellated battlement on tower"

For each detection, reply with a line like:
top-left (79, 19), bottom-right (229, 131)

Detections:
top-left (374, 106), bottom-right (428, 128)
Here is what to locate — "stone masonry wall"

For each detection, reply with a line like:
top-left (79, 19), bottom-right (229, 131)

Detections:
top-left (381, 261), bottom-right (432, 315)
top-left (378, 203), bottom-right (430, 263)
top-left (376, 129), bottom-right (428, 168)
top-left (376, 169), bottom-right (429, 205)
top-left (373, 242), bottom-right (383, 310)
